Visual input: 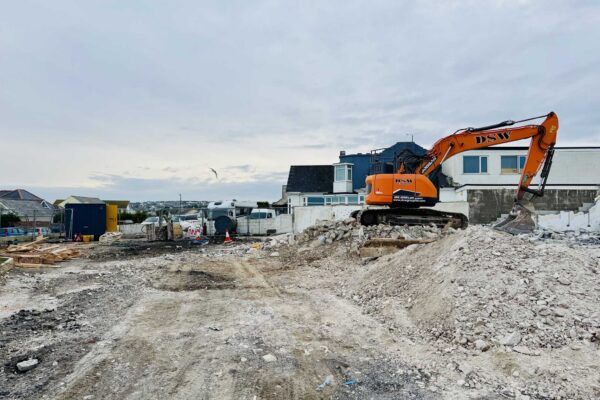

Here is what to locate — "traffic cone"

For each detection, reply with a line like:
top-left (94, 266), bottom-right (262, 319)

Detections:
top-left (223, 229), bottom-right (232, 244)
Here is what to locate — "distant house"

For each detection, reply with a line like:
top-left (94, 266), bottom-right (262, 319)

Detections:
top-left (55, 196), bottom-right (105, 208)
top-left (54, 197), bottom-right (130, 212)
top-left (0, 189), bottom-right (55, 226)
top-left (0, 189), bottom-right (43, 201)
top-left (284, 165), bottom-right (367, 211)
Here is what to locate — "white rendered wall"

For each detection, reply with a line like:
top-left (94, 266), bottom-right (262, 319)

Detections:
top-left (442, 148), bottom-right (600, 186)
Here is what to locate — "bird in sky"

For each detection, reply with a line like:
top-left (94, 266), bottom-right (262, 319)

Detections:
top-left (209, 168), bottom-right (219, 180)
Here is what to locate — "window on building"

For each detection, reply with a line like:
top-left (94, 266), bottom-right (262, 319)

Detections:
top-left (501, 155), bottom-right (527, 174)
top-left (463, 156), bottom-right (488, 174)
top-left (334, 164), bottom-right (352, 181)
top-left (305, 196), bottom-right (325, 206)
top-left (335, 165), bottom-right (346, 181)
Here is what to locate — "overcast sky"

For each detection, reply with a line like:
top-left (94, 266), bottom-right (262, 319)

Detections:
top-left (1, 0), bottom-right (599, 201)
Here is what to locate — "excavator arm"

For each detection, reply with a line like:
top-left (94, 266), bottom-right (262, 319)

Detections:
top-left (416, 112), bottom-right (559, 200)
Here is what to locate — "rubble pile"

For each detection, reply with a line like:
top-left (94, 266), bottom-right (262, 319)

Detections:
top-left (293, 219), bottom-right (443, 246)
top-left (345, 226), bottom-right (600, 352)
top-left (527, 228), bottom-right (600, 245)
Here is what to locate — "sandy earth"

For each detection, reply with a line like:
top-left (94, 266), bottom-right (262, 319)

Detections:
top-left (1, 228), bottom-right (599, 399)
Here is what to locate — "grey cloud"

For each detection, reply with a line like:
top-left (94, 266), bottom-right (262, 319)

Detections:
top-left (1, 0), bottom-right (599, 199)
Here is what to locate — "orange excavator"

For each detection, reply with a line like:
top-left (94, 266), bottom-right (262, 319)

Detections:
top-left (358, 112), bottom-right (559, 232)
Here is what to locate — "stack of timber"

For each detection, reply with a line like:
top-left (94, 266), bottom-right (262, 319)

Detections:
top-left (1, 238), bottom-right (80, 268)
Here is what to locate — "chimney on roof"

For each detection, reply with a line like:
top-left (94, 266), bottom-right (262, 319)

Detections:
top-left (340, 150), bottom-right (346, 156)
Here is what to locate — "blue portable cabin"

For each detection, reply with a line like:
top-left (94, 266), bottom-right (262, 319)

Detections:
top-left (64, 203), bottom-right (106, 240)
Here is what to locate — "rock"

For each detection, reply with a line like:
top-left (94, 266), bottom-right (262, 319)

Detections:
top-left (310, 238), bottom-right (324, 248)
top-left (262, 354), bottom-right (277, 362)
top-left (316, 375), bottom-right (334, 390)
top-left (269, 252), bottom-right (280, 257)
top-left (474, 339), bottom-right (490, 351)
top-left (557, 277), bottom-right (571, 286)
top-left (500, 331), bottom-right (522, 347)
top-left (390, 231), bottom-right (402, 240)
top-left (458, 363), bottom-right (474, 377)
top-left (16, 358), bottom-right (39, 372)
top-left (513, 346), bottom-right (541, 356)
top-left (537, 307), bottom-right (551, 316)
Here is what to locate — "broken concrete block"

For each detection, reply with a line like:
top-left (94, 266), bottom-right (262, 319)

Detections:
top-left (17, 358), bottom-right (39, 372)
top-left (474, 340), bottom-right (490, 351)
top-left (499, 331), bottom-right (522, 347)
top-left (262, 354), bottom-right (277, 362)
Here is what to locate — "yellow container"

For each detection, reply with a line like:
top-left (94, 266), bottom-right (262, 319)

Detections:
top-left (82, 234), bottom-right (94, 242)
top-left (106, 204), bottom-right (118, 232)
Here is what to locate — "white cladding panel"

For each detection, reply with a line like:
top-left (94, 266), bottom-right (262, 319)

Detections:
top-left (441, 148), bottom-right (600, 186)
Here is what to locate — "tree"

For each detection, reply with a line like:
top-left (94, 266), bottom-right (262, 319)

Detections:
top-left (0, 212), bottom-right (20, 227)
top-left (119, 211), bottom-right (149, 224)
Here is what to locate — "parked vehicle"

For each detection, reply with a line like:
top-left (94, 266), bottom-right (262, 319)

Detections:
top-left (175, 215), bottom-right (200, 230)
top-left (207, 200), bottom-right (258, 234)
top-left (140, 216), bottom-right (167, 226)
top-left (0, 227), bottom-right (25, 237)
top-left (248, 209), bottom-right (276, 219)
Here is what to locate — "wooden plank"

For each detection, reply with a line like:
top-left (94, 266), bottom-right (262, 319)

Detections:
top-left (35, 245), bottom-right (61, 253)
top-left (363, 238), bottom-right (435, 248)
top-left (15, 262), bottom-right (62, 268)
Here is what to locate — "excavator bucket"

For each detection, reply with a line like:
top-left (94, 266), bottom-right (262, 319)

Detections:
top-left (494, 202), bottom-right (537, 235)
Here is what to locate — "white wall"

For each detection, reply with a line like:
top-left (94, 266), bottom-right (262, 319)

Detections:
top-left (439, 187), bottom-right (468, 202)
top-left (118, 223), bottom-right (145, 236)
top-left (442, 148), bottom-right (600, 186)
top-left (293, 205), bottom-right (362, 232)
top-left (425, 201), bottom-right (470, 217)
top-left (333, 180), bottom-right (353, 193)
top-left (237, 214), bottom-right (293, 235)
top-left (537, 200), bottom-right (600, 231)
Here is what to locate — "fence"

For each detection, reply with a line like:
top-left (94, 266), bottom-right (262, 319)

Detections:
top-left (237, 214), bottom-right (293, 236)
top-left (0, 208), bottom-right (65, 232)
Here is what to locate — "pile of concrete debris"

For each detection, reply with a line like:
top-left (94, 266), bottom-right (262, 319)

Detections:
top-left (527, 228), bottom-right (600, 245)
top-left (344, 225), bottom-right (600, 351)
top-left (292, 219), bottom-right (443, 245)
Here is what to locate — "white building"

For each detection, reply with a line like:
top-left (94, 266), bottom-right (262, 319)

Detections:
top-left (438, 146), bottom-right (600, 222)
top-left (441, 146), bottom-right (599, 198)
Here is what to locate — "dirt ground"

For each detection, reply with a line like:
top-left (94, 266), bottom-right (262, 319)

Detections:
top-left (1, 228), bottom-right (599, 399)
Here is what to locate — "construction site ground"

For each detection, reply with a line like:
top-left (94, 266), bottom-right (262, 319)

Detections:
top-left (1, 225), bottom-right (599, 400)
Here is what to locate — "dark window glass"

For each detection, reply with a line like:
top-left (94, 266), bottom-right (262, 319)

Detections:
top-left (463, 156), bottom-right (480, 173)
top-left (501, 156), bottom-right (519, 174)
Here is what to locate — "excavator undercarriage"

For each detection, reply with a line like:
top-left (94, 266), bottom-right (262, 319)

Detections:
top-left (356, 207), bottom-right (468, 229)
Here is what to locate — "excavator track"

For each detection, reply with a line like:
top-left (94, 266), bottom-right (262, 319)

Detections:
top-left (356, 207), bottom-right (468, 229)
